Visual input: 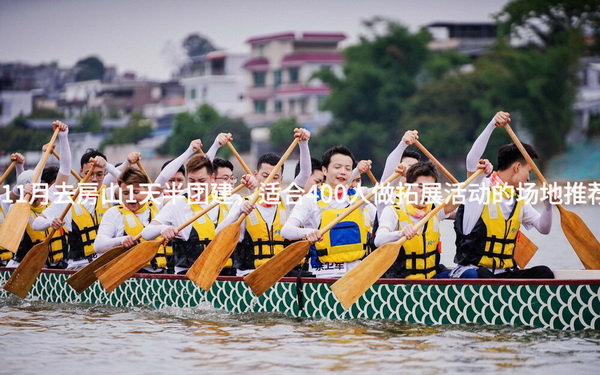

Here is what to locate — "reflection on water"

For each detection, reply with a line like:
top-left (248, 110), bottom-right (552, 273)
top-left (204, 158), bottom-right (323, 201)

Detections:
top-left (1, 206), bottom-right (599, 374)
top-left (1, 299), bottom-right (599, 375)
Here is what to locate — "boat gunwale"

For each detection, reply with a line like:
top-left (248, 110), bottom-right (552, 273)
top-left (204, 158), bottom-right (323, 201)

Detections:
top-left (3, 267), bottom-right (599, 286)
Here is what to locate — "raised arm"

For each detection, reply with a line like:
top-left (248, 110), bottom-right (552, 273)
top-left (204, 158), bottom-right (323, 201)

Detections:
top-left (381, 130), bottom-right (418, 182)
top-left (205, 133), bottom-right (231, 161)
top-left (293, 128), bottom-right (311, 187)
top-left (466, 111), bottom-right (510, 174)
top-left (155, 139), bottom-right (202, 188)
top-left (54, 121), bottom-right (72, 186)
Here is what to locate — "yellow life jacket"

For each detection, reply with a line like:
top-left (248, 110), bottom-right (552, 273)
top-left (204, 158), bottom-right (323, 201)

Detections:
top-left (169, 196), bottom-right (230, 270)
top-left (69, 186), bottom-right (110, 259)
top-left (455, 186), bottom-right (524, 270)
top-left (116, 201), bottom-right (168, 269)
top-left (313, 188), bottom-right (369, 264)
top-left (189, 198), bottom-right (231, 268)
top-left (393, 202), bottom-right (441, 279)
top-left (243, 199), bottom-right (291, 269)
top-left (16, 203), bottom-right (68, 264)
top-left (0, 204), bottom-right (12, 262)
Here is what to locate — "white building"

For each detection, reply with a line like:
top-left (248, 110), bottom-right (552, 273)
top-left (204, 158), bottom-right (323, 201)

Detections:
top-left (575, 58), bottom-right (600, 139)
top-left (0, 91), bottom-right (33, 126)
top-left (242, 32), bottom-right (346, 131)
top-left (179, 51), bottom-right (248, 118)
top-left (61, 79), bottom-right (102, 119)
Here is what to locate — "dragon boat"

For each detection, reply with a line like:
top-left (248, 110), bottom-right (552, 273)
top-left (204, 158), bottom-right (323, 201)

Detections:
top-left (1, 267), bottom-right (599, 331)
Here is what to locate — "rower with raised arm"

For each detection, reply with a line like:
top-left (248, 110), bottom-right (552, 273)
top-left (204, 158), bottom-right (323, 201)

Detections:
top-left (215, 128), bottom-right (312, 277)
top-left (141, 155), bottom-right (257, 275)
top-left (452, 111), bottom-right (555, 279)
top-left (32, 150), bottom-right (110, 270)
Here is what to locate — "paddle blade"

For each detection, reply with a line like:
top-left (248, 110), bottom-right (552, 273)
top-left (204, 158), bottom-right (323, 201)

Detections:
top-left (186, 223), bottom-right (240, 291)
top-left (244, 240), bottom-right (311, 296)
top-left (66, 245), bottom-right (129, 294)
top-left (331, 243), bottom-right (401, 310)
top-left (3, 240), bottom-right (49, 298)
top-left (95, 240), bottom-right (161, 293)
top-left (0, 202), bottom-right (30, 253)
top-left (513, 231), bottom-right (538, 269)
top-left (558, 206), bottom-right (600, 269)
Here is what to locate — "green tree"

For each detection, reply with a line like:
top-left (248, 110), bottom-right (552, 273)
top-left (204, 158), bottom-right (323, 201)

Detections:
top-left (100, 113), bottom-right (153, 150)
top-left (74, 110), bottom-right (102, 133)
top-left (183, 33), bottom-right (217, 57)
top-left (488, 0), bottom-right (600, 160)
top-left (0, 116), bottom-right (53, 153)
top-left (312, 17), bottom-right (433, 176)
top-left (158, 104), bottom-right (250, 156)
top-left (269, 118), bottom-right (299, 154)
top-left (75, 56), bottom-right (105, 82)
top-left (27, 107), bottom-right (65, 119)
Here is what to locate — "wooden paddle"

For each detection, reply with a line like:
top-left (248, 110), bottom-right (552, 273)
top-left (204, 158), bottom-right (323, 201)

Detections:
top-left (51, 150), bottom-right (82, 181)
top-left (95, 183), bottom-right (247, 293)
top-left (244, 168), bottom-right (403, 296)
top-left (187, 138), bottom-right (301, 291)
top-left (136, 161), bottom-right (151, 182)
top-left (366, 169), bottom-right (378, 186)
top-left (414, 140), bottom-right (539, 268)
top-left (504, 124), bottom-right (600, 269)
top-left (331, 169), bottom-right (484, 309)
top-left (226, 142), bottom-right (253, 175)
top-left (0, 127), bottom-right (60, 253)
top-left (65, 235), bottom-right (138, 294)
top-left (65, 160), bottom-right (154, 294)
top-left (3, 164), bottom-right (96, 298)
top-left (0, 161), bottom-right (17, 186)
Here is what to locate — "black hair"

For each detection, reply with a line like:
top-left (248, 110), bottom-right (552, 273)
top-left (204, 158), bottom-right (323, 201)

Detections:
top-left (294, 157), bottom-right (322, 177)
top-left (213, 157), bottom-right (234, 172)
top-left (41, 166), bottom-right (59, 185)
top-left (497, 143), bottom-right (538, 171)
top-left (80, 148), bottom-right (107, 168)
top-left (401, 150), bottom-right (421, 162)
top-left (257, 152), bottom-right (282, 171)
top-left (161, 159), bottom-right (185, 176)
top-left (405, 161), bottom-right (439, 184)
top-left (321, 145), bottom-right (356, 169)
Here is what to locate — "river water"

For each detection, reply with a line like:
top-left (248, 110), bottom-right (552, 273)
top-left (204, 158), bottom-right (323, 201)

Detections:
top-left (1, 205), bottom-right (599, 374)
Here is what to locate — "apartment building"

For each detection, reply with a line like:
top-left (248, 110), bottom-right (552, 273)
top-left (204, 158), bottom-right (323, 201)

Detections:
top-left (243, 31), bottom-right (346, 130)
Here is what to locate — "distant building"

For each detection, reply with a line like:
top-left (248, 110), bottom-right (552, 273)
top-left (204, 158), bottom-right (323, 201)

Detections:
top-left (572, 57), bottom-right (600, 143)
top-left (242, 31), bottom-right (346, 130)
top-left (60, 79), bottom-right (102, 118)
top-left (179, 51), bottom-right (248, 118)
top-left (0, 91), bottom-right (32, 126)
top-left (425, 22), bottom-right (498, 57)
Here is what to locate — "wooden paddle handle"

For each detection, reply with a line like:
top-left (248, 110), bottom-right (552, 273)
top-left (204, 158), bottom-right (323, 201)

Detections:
top-left (226, 142), bottom-right (253, 175)
top-left (366, 170), bottom-right (378, 186)
top-left (415, 141), bottom-right (458, 184)
top-left (45, 163), bottom-right (97, 238)
top-left (51, 150), bottom-right (83, 181)
top-left (32, 127), bottom-right (61, 184)
top-left (235, 137), bottom-right (300, 225)
top-left (318, 169), bottom-right (404, 236)
top-left (175, 183), bottom-right (246, 233)
top-left (136, 161), bottom-right (151, 183)
top-left (392, 169), bottom-right (484, 247)
top-left (248, 137), bottom-right (300, 207)
top-left (0, 161), bottom-right (17, 185)
top-left (504, 124), bottom-right (547, 184)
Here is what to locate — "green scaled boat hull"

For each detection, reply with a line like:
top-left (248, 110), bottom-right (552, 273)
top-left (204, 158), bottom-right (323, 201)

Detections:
top-left (2, 268), bottom-right (599, 331)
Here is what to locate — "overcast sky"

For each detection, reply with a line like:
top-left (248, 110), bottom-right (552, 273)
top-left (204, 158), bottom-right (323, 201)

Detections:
top-left (0, 0), bottom-right (510, 81)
